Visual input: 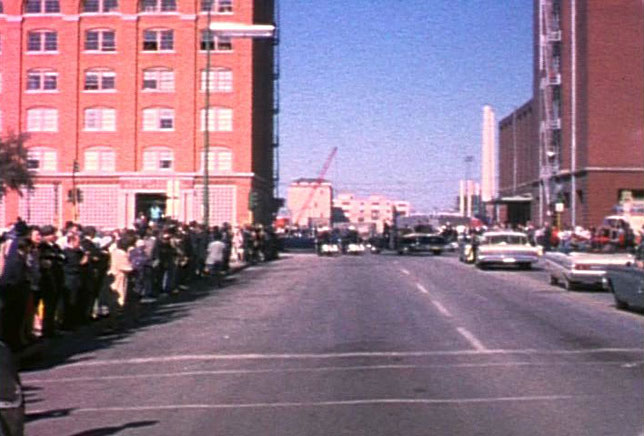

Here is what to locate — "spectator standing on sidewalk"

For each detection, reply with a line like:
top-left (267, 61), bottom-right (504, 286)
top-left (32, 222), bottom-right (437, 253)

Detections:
top-left (108, 236), bottom-right (133, 308)
top-left (205, 234), bottom-right (226, 288)
top-left (37, 226), bottom-right (63, 337)
top-left (62, 234), bottom-right (88, 330)
top-left (0, 227), bottom-right (30, 350)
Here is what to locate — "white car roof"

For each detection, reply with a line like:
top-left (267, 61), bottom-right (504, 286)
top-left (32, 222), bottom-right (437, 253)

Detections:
top-left (482, 231), bottom-right (528, 237)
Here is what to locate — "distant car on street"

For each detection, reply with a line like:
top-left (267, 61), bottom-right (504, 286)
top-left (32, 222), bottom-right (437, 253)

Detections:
top-left (0, 342), bottom-right (24, 436)
top-left (475, 231), bottom-right (540, 270)
top-left (397, 233), bottom-right (446, 255)
top-left (544, 246), bottom-right (634, 290)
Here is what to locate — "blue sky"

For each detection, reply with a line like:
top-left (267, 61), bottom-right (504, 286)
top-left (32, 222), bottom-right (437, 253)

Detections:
top-left (278, 1), bottom-right (534, 212)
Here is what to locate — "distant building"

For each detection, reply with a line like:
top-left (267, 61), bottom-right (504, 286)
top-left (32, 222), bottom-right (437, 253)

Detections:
top-left (0, 0), bottom-right (278, 228)
top-left (333, 193), bottom-right (410, 233)
top-left (287, 179), bottom-right (332, 228)
top-left (481, 105), bottom-right (496, 203)
top-left (458, 180), bottom-right (481, 218)
top-left (497, 0), bottom-right (643, 228)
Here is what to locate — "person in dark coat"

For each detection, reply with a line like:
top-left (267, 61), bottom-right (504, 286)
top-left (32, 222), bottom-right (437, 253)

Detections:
top-left (62, 234), bottom-right (88, 330)
top-left (0, 233), bottom-right (30, 350)
top-left (37, 225), bottom-right (63, 338)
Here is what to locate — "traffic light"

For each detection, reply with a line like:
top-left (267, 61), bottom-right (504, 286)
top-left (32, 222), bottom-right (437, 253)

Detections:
top-left (248, 191), bottom-right (259, 210)
top-left (67, 188), bottom-right (83, 203)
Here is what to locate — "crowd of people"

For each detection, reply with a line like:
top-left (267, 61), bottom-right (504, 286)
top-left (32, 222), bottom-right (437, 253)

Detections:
top-left (0, 216), bottom-right (279, 351)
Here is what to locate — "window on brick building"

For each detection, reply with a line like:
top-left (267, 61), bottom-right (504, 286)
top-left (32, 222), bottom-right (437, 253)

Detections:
top-left (200, 107), bottom-right (232, 132)
top-left (201, 147), bottom-right (232, 172)
top-left (143, 29), bottom-right (174, 51)
top-left (84, 107), bottom-right (116, 131)
top-left (200, 0), bottom-right (232, 13)
top-left (142, 68), bottom-right (174, 91)
top-left (26, 147), bottom-right (57, 171)
top-left (142, 107), bottom-right (174, 131)
top-left (200, 30), bottom-right (232, 51)
top-left (143, 147), bottom-right (173, 171)
top-left (27, 30), bottom-right (57, 52)
top-left (84, 69), bottom-right (115, 91)
top-left (200, 67), bottom-right (232, 92)
top-left (140, 0), bottom-right (176, 13)
top-left (25, 0), bottom-right (60, 14)
top-left (26, 69), bottom-right (58, 91)
top-left (83, 0), bottom-right (118, 13)
top-left (84, 146), bottom-right (115, 171)
top-left (26, 108), bottom-right (57, 132)
top-left (0, 1), bottom-right (4, 13)
top-left (84, 29), bottom-right (116, 52)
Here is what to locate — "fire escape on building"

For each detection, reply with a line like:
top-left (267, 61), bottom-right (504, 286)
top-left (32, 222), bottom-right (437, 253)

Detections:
top-left (272, 0), bottom-right (281, 202)
top-left (538, 0), bottom-right (564, 225)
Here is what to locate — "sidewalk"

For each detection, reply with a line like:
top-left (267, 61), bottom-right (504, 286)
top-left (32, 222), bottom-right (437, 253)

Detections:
top-left (17, 260), bottom-right (250, 366)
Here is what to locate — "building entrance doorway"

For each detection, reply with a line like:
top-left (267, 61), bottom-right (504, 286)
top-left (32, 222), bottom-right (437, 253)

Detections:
top-left (136, 193), bottom-right (167, 220)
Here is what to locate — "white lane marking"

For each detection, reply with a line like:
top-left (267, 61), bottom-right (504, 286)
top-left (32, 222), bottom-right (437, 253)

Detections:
top-left (430, 300), bottom-right (452, 317)
top-left (24, 361), bottom-right (643, 384)
top-left (28, 394), bottom-right (618, 414)
top-left (456, 328), bottom-right (487, 352)
top-left (400, 268), bottom-right (411, 275)
top-left (57, 348), bottom-right (644, 368)
top-left (416, 283), bottom-right (429, 294)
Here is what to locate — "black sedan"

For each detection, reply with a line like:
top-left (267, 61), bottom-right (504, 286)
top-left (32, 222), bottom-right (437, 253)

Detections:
top-left (397, 233), bottom-right (446, 255)
top-left (0, 342), bottom-right (23, 436)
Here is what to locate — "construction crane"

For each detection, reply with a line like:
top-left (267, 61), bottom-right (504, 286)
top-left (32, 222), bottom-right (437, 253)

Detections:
top-left (293, 147), bottom-right (338, 226)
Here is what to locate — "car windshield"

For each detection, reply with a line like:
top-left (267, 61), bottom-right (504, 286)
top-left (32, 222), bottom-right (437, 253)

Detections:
top-left (484, 235), bottom-right (527, 245)
top-left (419, 236), bottom-right (442, 244)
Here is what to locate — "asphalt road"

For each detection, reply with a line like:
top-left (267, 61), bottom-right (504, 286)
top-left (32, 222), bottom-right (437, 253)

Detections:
top-left (21, 252), bottom-right (644, 436)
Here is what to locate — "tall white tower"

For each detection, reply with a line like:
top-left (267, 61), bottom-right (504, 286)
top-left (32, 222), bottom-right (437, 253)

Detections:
top-left (481, 105), bottom-right (497, 203)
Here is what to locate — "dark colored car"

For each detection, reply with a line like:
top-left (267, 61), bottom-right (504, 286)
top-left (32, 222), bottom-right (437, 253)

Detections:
top-left (397, 233), bottom-right (446, 255)
top-left (0, 342), bottom-right (24, 436)
top-left (604, 264), bottom-right (644, 311)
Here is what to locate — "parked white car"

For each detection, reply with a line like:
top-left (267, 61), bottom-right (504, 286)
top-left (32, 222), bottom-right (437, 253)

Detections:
top-left (475, 231), bottom-right (541, 270)
top-left (544, 247), bottom-right (634, 290)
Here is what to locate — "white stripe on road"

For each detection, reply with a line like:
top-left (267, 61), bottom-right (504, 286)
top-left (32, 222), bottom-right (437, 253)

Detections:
top-left (28, 394), bottom-right (620, 415)
top-left (400, 268), bottom-right (411, 275)
top-left (430, 300), bottom-right (452, 317)
top-left (56, 348), bottom-right (644, 368)
top-left (456, 328), bottom-right (487, 352)
top-left (416, 283), bottom-right (429, 294)
top-left (24, 361), bottom-right (642, 384)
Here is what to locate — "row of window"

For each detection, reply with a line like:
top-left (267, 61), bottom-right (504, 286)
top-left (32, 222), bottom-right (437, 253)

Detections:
top-left (23, 68), bottom-right (232, 92)
top-left (18, 0), bottom-right (232, 14)
top-left (25, 29), bottom-right (232, 53)
top-left (26, 146), bottom-right (233, 172)
top-left (24, 107), bottom-right (233, 132)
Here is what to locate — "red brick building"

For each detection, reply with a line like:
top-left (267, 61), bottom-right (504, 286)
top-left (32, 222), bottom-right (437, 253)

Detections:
top-left (498, 0), bottom-right (643, 228)
top-left (0, 0), bottom-right (277, 229)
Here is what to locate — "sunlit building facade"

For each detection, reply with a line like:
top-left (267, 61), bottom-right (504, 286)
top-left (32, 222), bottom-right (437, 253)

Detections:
top-left (0, 0), bottom-right (277, 229)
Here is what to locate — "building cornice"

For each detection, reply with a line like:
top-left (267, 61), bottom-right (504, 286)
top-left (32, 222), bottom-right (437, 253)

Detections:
top-left (31, 171), bottom-right (256, 179)
top-left (2, 12), bottom-right (239, 23)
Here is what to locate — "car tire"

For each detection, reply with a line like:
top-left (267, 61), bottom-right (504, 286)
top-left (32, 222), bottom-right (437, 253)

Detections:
top-left (549, 275), bottom-right (559, 286)
top-left (521, 263), bottom-right (532, 270)
top-left (564, 278), bottom-right (576, 291)
top-left (614, 295), bottom-right (629, 310)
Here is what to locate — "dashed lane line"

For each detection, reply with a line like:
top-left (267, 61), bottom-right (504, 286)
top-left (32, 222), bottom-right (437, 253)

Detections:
top-left (416, 283), bottom-right (429, 294)
top-left (456, 327), bottom-right (488, 352)
top-left (400, 268), bottom-right (411, 275)
top-left (431, 300), bottom-right (453, 317)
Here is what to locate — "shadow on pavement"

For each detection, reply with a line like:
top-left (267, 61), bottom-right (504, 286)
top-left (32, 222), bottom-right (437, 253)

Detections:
top-left (18, 262), bottom-right (262, 373)
top-left (67, 420), bottom-right (158, 436)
